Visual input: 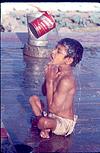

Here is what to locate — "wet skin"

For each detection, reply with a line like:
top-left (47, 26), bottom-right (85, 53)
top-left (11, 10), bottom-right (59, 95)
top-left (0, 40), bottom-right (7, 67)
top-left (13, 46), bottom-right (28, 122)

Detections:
top-left (29, 44), bottom-right (76, 138)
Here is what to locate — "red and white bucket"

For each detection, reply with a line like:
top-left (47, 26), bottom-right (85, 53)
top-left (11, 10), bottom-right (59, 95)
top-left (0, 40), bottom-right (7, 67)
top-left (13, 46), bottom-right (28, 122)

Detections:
top-left (28, 11), bottom-right (56, 38)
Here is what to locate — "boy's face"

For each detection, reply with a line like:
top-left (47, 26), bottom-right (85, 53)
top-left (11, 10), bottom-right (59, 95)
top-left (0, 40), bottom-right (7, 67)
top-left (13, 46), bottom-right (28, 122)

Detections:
top-left (50, 44), bottom-right (68, 65)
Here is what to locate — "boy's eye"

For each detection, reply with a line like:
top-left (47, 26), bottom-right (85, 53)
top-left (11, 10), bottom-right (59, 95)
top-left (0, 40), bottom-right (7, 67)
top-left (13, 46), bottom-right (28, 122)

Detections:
top-left (58, 49), bottom-right (62, 54)
top-left (58, 48), bottom-right (61, 52)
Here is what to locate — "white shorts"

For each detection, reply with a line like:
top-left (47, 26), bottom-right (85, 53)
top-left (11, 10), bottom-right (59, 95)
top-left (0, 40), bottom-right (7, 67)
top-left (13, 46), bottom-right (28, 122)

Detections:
top-left (48, 113), bottom-right (78, 136)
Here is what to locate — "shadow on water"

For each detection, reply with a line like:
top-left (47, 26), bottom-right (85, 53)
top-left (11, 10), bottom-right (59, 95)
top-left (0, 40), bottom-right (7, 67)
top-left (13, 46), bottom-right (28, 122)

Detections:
top-left (14, 144), bottom-right (33, 153)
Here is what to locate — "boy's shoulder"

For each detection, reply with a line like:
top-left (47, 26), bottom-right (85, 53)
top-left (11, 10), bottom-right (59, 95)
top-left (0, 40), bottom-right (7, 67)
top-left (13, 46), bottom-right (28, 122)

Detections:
top-left (60, 74), bottom-right (76, 89)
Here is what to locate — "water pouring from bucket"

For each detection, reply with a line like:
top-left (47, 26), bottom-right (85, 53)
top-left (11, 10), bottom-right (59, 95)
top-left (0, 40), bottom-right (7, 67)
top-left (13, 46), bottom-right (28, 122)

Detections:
top-left (28, 6), bottom-right (56, 39)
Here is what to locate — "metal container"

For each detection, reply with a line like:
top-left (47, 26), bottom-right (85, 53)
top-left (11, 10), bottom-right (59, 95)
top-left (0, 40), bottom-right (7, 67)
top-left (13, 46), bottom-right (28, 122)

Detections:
top-left (28, 11), bottom-right (56, 39)
top-left (27, 12), bottom-right (48, 46)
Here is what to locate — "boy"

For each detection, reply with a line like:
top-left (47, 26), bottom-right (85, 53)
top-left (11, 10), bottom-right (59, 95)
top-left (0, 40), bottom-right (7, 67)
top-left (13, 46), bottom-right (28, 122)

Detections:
top-left (29, 38), bottom-right (83, 138)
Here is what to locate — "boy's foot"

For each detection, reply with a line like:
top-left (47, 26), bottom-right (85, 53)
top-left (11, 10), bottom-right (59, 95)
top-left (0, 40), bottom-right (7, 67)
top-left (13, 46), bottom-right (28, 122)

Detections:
top-left (40, 129), bottom-right (50, 139)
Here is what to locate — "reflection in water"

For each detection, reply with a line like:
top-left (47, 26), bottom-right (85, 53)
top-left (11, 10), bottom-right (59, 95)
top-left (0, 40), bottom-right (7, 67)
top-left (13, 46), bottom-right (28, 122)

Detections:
top-left (38, 134), bottom-right (72, 153)
top-left (26, 126), bottom-right (72, 153)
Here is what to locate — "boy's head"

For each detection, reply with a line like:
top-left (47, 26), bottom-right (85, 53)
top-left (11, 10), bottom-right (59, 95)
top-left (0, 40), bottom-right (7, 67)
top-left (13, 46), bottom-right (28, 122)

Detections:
top-left (51, 38), bottom-right (83, 67)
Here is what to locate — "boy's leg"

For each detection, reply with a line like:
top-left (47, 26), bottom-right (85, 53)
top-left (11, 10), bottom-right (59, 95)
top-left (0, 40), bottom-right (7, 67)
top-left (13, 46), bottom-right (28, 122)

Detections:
top-left (38, 116), bottom-right (57, 138)
top-left (29, 96), bottom-right (57, 138)
top-left (29, 95), bottom-right (43, 117)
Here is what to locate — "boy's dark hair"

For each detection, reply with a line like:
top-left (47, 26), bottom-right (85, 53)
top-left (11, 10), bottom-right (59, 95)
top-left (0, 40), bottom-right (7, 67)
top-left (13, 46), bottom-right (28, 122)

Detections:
top-left (57, 38), bottom-right (83, 67)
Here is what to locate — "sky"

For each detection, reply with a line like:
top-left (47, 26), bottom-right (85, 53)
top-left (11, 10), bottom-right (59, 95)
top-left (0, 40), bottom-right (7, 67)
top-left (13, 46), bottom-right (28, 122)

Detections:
top-left (1, 2), bottom-right (100, 14)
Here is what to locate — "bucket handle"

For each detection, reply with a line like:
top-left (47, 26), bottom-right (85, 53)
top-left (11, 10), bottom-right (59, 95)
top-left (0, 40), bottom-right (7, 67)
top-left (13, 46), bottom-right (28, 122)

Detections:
top-left (28, 4), bottom-right (54, 16)
top-left (28, 4), bottom-right (47, 13)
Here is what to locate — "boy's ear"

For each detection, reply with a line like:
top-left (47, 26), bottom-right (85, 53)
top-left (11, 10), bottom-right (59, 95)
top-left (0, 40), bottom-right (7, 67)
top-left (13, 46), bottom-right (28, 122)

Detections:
top-left (65, 57), bottom-right (73, 65)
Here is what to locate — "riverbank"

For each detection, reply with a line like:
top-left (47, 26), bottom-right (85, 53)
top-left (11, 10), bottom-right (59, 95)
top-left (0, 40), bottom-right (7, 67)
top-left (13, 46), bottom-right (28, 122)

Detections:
top-left (1, 8), bottom-right (100, 33)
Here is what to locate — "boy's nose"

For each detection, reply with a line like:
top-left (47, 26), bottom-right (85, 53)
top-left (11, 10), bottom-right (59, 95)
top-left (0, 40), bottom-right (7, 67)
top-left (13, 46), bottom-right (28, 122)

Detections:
top-left (52, 49), bottom-right (57, 55)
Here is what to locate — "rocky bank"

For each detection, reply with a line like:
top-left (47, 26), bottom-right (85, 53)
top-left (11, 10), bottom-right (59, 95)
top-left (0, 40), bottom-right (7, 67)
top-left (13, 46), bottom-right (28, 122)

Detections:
top-left (1, 9), bottom-right (100, 33)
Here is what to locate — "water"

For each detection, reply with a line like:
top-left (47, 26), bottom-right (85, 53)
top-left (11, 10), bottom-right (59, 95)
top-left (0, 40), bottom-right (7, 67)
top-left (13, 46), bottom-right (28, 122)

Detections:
top-left (1, 33), bottom-right (100, 152)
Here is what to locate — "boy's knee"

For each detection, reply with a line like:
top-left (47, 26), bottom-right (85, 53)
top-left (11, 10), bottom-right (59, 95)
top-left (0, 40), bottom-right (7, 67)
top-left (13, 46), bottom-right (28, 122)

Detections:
top-left (29, 95), bottom-right (39, 104)
top-left (38, 117), bottom-right (48, 129)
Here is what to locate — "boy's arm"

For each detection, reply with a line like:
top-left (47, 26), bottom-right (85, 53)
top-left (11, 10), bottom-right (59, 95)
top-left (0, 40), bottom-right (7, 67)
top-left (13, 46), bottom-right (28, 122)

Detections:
top-left (42, 79), bottom-right (47, 96)
top-left (45, 64), bottom-right (58, 108)
top-left (46, 79), bottom-right (54, 108)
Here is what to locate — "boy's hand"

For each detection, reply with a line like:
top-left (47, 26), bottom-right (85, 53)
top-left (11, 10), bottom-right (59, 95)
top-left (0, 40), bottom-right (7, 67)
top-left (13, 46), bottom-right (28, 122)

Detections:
top-left (45, 64), bottom-right (58, 81)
